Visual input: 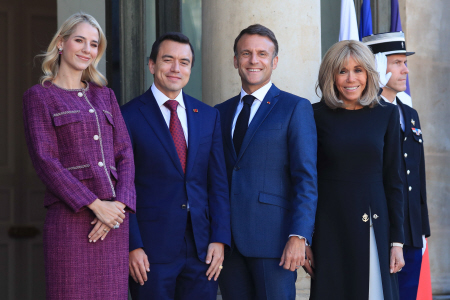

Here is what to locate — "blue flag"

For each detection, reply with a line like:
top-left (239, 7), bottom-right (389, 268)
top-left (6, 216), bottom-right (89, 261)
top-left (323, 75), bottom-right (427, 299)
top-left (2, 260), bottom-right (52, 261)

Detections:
top-left (359, 0), bottom-right (373, 41)
top-left (391, 0), bottom-right (411, 98)
top-left (391, 0), bottom-right (402, 31)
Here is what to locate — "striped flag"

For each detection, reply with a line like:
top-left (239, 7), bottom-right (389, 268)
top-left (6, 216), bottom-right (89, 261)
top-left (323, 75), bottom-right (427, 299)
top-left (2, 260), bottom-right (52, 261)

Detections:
top-left (339, 0), bottom-right (359, 41)
top-left (417, 237), bottom-right (433, 299)
top-left (359, 0), bottom-right (373, 41)
top-left (391, 0), bottom-right (413, 107)
top-left (391, 0), bottom-right (402, 32)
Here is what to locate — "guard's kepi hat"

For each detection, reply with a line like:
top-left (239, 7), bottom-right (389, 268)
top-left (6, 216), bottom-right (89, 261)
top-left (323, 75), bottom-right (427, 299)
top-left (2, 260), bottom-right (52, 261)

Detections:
top-left (362, 31), bottom-right (415, 56)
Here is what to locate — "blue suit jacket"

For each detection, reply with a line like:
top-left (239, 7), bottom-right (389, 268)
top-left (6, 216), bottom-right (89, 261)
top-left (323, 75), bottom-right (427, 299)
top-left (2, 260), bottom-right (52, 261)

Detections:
top-left (397, 98), bottom-right (431, 248)
top-left (121, 88), bottom-right (231, 263)
top-left (215, 84), bottom-right (318, 258)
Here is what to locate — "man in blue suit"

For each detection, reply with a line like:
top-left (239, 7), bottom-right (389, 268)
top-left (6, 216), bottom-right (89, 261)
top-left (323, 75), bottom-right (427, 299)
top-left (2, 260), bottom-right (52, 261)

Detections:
top-left (215, 24), bottom-right (318, 299)
top-left (121, 32), bottom-right (231, 300)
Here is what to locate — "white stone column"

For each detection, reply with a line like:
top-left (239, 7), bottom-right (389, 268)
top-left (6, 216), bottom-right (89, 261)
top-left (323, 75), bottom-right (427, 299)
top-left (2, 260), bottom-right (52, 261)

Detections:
top-left (202, 0), bottom-right (322, 107)
top-left (400, 0), bottom-right (450, 295)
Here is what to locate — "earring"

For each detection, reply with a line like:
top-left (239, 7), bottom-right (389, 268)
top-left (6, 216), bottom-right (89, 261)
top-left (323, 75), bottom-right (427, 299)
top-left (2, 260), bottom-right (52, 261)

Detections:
top-left (58, 47), bottom-right (63, 54)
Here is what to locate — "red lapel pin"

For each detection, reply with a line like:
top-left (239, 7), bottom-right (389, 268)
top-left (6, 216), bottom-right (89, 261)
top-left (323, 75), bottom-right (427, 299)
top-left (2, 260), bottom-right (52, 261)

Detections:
top-left (267, 101), bottom-right (271, 104)
top-left (193, 109), bottom-right (198, 113)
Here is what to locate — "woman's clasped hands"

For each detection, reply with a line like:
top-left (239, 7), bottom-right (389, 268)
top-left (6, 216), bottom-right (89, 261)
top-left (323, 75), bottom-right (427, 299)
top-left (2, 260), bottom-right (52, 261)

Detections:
top-left (87, 199), bottom-right (126, 242)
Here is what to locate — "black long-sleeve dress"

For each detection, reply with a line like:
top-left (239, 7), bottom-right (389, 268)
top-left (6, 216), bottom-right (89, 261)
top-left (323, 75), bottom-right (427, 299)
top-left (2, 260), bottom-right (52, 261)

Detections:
top-left (310, 100), bottom-right (404, 300)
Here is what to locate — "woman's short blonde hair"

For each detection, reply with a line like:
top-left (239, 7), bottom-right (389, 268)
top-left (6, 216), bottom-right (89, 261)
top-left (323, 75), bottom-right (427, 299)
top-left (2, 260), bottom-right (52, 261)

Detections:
top-left (316, 40), bottom-right (379, 109)
top-left (39, 12), bottom-right (107, 87)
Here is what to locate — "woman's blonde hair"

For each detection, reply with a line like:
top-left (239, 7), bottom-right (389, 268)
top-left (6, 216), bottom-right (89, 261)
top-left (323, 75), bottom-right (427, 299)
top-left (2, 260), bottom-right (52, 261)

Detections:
top-left (316, 40), bottom-right (379, 109)
top-left (39, 12), bottom-right (107, 87)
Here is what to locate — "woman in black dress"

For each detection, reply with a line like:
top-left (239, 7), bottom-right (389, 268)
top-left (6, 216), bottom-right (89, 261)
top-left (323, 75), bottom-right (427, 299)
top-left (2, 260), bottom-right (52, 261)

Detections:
top-left (310, 40), bottom-right (405, 300)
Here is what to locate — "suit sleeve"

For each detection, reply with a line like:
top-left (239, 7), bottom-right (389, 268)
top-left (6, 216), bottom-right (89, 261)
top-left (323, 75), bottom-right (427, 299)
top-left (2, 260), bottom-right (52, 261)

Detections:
top-left (417, 114), bottom-right (431, 237)
top-left (207, 109), bottom-right (231, 247)
top-left (120, 106), bottom-right (144, 251)
top-left (287, 99), bottom-right (318, 244)
top-left (109, 89), bottom-right (136, 213)
top-left (129, 212), bottom-right (144, 251)
top-left (383, 107), bottom-right (405, 244)
top-left (22, 88), bottom-right (98, 212)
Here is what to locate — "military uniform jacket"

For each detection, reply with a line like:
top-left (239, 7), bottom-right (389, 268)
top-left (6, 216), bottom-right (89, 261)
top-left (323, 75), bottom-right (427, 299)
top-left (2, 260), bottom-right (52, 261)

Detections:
top-left (397, 98), bottom-right (431, 248)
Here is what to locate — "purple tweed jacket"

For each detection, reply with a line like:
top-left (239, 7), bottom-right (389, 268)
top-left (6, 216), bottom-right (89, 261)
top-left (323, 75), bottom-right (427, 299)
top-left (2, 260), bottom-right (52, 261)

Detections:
top-left (23, 81), bottom-right (136, 213)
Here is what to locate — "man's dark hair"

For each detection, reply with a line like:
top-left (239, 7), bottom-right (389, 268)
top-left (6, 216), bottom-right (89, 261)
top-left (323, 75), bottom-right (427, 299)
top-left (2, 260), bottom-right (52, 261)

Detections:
top-left (149, 32), bottom-right (195, 67)
top-left (233, 24), bottom-right (278, 58)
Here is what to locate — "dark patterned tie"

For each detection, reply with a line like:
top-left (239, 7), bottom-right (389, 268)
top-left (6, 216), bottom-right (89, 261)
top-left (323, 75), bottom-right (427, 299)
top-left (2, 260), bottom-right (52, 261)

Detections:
top-left (233, 95), bottom-right (255, 155)
top-left (164, 100), bottom-right (187, 173)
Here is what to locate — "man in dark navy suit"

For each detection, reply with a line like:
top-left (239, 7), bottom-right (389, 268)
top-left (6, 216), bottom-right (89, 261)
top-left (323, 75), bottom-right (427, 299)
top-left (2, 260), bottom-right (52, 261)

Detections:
top-left (215, 24), bottom-right (318, 300)
top-left (364, 32), bottom-right (431, 300)
top-left (121, 32), bottom-right (230, 300)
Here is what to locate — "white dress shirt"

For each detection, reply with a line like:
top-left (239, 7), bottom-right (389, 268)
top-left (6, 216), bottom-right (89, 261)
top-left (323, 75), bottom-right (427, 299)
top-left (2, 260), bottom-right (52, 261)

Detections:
top-left (151, 83), bottom-right (188, 146)
top-left (231, 81), bottom-right (272, 137)
top-left (381, 95), bottom-right (405, 132)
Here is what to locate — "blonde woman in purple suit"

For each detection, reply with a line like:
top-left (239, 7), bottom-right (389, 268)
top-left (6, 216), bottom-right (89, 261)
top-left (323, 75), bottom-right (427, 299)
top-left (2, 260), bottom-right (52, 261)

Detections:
top-left (22, 12), bottom-right (135, 299)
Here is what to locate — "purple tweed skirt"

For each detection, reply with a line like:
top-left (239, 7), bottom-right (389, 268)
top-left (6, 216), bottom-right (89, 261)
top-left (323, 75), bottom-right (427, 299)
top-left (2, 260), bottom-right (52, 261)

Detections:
top-left (43, 202), bottom-right (129, 300)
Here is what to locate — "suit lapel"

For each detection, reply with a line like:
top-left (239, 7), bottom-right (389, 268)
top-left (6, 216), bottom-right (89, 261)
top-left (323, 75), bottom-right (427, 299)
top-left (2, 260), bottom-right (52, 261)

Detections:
top-left (138, 89), bottom-right (184, 177)
top-left (236, 85), bottom-right (280, 162)
top-left (184, 93), bottom-right (199, 177)
top-left (224, 95), bottom-right (240, 162)
top-left (397, 97), bottom-right (412, 138)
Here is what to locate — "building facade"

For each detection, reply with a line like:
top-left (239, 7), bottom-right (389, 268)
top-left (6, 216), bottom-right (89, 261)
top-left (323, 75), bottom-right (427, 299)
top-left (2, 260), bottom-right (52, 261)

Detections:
top-left (0, 0), bottom-right (448, 299)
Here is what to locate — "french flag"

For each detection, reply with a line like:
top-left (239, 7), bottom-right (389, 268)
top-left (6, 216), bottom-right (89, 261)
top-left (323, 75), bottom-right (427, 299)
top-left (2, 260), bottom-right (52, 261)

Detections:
top-left (339, 0), bottom-right (359, 41)
top-left (391, 0), bottom-right (413, 107)
top-left (417, 237), bottom-right (433, 299)
top-left (359, 0), bottom-right (373, 41)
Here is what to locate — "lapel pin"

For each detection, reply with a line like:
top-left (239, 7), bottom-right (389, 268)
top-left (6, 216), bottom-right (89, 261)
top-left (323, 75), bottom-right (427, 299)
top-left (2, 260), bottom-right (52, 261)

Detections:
top-left (411, 119), bottom-right (415, 126)
top-left (267, 101), bottom-right (271, 104)
top-left (193, 109), bottom-right (198, 113)
top-left (362, 213), bottom-right (369, 222)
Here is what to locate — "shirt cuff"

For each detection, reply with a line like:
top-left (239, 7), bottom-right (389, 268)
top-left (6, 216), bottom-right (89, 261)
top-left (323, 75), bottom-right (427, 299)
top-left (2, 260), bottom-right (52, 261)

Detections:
top-left (289, 234), bottom-right (309, 246)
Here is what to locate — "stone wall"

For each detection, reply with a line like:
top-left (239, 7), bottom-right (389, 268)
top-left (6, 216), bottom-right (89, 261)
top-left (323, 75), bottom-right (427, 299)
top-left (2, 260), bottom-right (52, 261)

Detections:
top-left (400, 0), bottom-right (450, 295)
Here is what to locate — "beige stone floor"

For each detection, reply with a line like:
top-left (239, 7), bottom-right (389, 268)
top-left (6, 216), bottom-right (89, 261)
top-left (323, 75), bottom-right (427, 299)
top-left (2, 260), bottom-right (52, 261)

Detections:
top-left (216, 269), bottom-right (311, 300)
top-left (295, 268), bottom-right (311, 299)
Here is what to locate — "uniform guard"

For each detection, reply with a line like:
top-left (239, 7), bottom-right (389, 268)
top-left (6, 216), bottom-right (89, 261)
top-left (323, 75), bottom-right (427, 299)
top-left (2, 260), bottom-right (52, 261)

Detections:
top-left (363, 32), bottom-right (431, 300)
